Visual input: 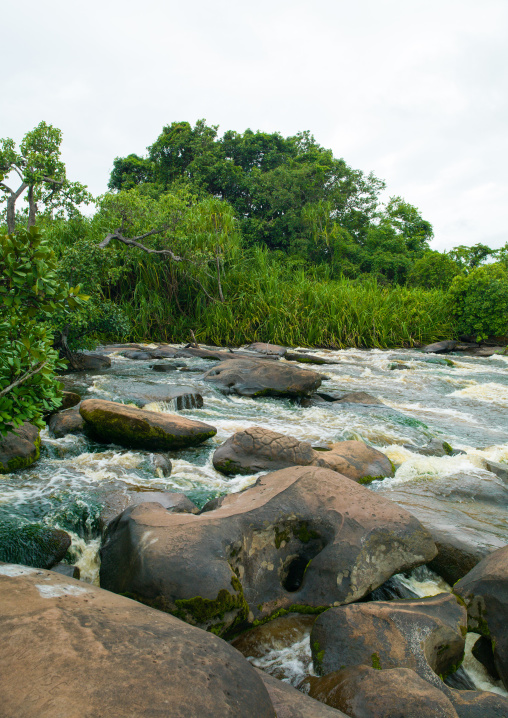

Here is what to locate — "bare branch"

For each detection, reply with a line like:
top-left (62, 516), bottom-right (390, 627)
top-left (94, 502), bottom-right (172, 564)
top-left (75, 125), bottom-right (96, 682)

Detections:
top-left (0, 361), bottom-right (48, 400)
top-left (99, 228), bottom-right (184, 262)
top-left (41, 176), bottom-right (64, 186)
top-left (0, 182), bottom-right (14, 194)
top-left (12, 165), bottom-right (24, 182)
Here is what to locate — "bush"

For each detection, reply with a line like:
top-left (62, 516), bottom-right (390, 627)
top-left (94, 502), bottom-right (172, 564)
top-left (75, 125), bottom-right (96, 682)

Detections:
top-left (408, 251), bottom-right (461, 290)
top-left (0, 227), bottom-right (86, 434)
top-left (448, 264), bottom-right (508, 341)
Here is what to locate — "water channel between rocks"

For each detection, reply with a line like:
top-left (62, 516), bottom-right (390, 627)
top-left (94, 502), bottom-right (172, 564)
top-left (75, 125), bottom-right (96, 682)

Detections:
top-left (1, 345), bottom-right (507, 695)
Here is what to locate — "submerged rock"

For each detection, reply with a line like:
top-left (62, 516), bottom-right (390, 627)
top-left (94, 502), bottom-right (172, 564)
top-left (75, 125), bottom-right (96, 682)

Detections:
top-left (204, 358), bottom-right (325, 398)
top-left (100, 466), bottom-right (436, 635)
top-left (79, 398), bottom-right (216, 450)
top-left (454, 545), bottom-right (508, 690)
top-left (303, 666), bottom-right (460, 718)
top-left (332, 392), bottom-right (383, 406)
top-left (0, 564), bottom-right (276, 718)
top-left (213, 427), bottom-right (393, 483)
top-left (310, 593), bottom-right (467, 685)
top-left (0, 520), bottom-right (71, 568)
top-left (285, 352), bottom-right (339, 365)
top-left (0, 422), bottom-right (40, 474)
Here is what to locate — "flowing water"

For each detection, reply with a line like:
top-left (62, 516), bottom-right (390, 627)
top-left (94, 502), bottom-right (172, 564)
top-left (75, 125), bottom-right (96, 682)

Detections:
top-left (1, 344), bottom-right (507, 693)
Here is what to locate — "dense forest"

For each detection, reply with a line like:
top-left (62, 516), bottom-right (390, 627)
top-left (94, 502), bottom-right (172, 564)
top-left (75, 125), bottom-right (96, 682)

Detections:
top-left (1, 120), bottom-right (508, 432)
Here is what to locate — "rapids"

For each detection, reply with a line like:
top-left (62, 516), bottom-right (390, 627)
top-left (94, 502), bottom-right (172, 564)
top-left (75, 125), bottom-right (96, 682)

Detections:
top-left (0, 344), bottom-right (507, 693)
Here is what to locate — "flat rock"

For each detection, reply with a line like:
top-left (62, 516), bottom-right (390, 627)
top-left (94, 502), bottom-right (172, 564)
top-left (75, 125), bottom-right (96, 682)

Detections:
top-left (48, 405), bottom-right (84, 438)
top-left (332, 392), bottom-right (383, 406)
top-left (0, 564), bottom-right (276, 718)
top-left (79, 398), bottom-right (216, 450)
top-left (422, 340), bottom-right (458, 354)
top-left (310, 593), bottom-right (467, 689)
top-left (100, 466), bottom-right (436, 635)
top-left (0, 422), bottom-right (40, 474)
top-left (245, 342), bottom-right (287, 356)
top-left (303, 666), bottom-right (460, 718)
top-left (285, 352), bottom-right (338, 365)
top-left (121, 350), bottom-right (154, 360)
top-left (213, 428), bottom-right (393, 483)
top-left (204, 358), bottom-right (325, 398)
top-left (454, 545), bottom-right (508, 689)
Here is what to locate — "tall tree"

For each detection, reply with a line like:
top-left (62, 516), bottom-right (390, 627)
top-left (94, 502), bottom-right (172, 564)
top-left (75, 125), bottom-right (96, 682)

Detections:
top-left (0, 122), bottom-right (91, 233)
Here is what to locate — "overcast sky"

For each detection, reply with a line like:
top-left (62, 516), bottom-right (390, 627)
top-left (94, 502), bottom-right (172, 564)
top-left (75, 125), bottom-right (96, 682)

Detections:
top-left (2, 0), bottom-right (507, 251)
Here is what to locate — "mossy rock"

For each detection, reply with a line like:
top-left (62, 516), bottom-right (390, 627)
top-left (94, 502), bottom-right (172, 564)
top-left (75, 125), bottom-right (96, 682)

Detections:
top-left (0, 423), bottom-right (40, 474)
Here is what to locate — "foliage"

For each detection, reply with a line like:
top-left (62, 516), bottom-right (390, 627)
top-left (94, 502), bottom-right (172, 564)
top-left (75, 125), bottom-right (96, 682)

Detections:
top-left (0, 122), bottom-right (91, 233)
top-left (448, 243), bottom-right (495, 271)
top-left (448, 264), bottom-right (508, 341)
top-left (0, 227), bottom-right (86, 435)
top-left (408, 251), bottom-right (462, 290)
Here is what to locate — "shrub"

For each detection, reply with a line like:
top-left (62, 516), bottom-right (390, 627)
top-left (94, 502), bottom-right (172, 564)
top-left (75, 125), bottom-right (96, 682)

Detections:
top-left (448, 264), bottom-right (508, 341)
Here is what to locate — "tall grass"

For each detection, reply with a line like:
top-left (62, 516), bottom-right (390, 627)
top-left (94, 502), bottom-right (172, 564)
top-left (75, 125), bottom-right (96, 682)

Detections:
top-left (116, 248), bottom-right (455, 348)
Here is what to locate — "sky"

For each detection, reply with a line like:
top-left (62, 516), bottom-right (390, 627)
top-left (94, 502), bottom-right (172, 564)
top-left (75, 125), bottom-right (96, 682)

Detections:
top-left (2, 0), bottom-right (507, 251)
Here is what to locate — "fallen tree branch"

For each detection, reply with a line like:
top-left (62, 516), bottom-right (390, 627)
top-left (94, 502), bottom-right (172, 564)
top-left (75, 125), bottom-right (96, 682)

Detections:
top-left (0, 361), bottom-right (48, 400)
top-left (99, 228), bottom-right (184, 262)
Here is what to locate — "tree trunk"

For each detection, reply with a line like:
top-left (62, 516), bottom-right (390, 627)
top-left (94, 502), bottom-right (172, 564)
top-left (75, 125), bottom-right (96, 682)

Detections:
top-left (27, 186), bottom-right (38, 228)
top-left (6, 194), bottom-right (16, 234)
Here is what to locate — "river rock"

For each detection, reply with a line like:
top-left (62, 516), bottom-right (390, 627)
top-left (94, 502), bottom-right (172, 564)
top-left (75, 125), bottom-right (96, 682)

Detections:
top-left (150, 346), bottom-right (179, 359)
top-left (122, 349), bottom-right (154, 360)
top-left (123, 384), bottom-right (204, 410)
top-left (310, 593), bottom-right (467, 688)
top-left (258, 670), bottom-right (346, 717)
top-left (454, 545), bottom-right (508, 689)
top-left (151, 453), bottom-right (172, 476)
top-left (422, 340), bottom-right (458, 354)
top-left (245, 342), bottom-right (287, 356)
top-left (0, 520), bottom-right (71, 568)
top-left (472, 635), bottom-right (500, 681)
top-left (403, 438), bottom-right (454, 457)
top-left (303, 666), bottom-right (460, 718)
top-left (57, 390), bottom-right (81, 411)
top-left (67, 352), bottom-right (112, 371)
top-left (79, 398), bottom-right (216, 450)
top-left (48, 405), bottom-right (84, 438)
top-left (0, 564), bottom-right (276, 718)
top-left (332, 392), bottom-right (383, 406)
top-left (285, 352), bottom-right (338, 365)
top-left (204, 358), bottom-right (325, 397)
top-left (0, 422), bottom-right (40, 474)
top-left (213, 428), bottom-right (393, 482)
top-left (100, 466), bottom-right (436, 635)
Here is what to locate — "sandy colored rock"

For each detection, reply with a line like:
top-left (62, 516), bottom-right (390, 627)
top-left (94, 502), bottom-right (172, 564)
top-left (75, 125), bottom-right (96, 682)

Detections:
top-left (100, 466), bottom-right (436, 635)
top-left (204, 358), bottom-right (325, 397)
top-left (79, 398), bottom-right (216, 450)
top-left (0, 563), bottom-right (276, 718)
top-left (258, 670), bottom-right (346, 717)
top-left (213, 427), bottom-right (393, 482)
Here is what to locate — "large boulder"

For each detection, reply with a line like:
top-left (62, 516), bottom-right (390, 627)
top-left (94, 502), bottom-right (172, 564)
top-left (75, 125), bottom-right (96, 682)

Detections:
top-left (303, 666), bottom-right (460, 718)
top-left (258, 670), bottom-right (347, 717)
top-left (310, 594), bottom-right (467, 688)
top-left (203, 358), bottom-right (325, 397)
top-left (67, 352), bottom-right (111, 371)
top-left (100, 466), bottom-right (436, 635)
top-left (245, 342), bottom-right (287, 356)
top-left (79, 398), bottom-right (216, 450)
top-left (0, 422), bottom-right (40, 474)
top-left (48, 405), bottom-right (84, 438)
top-left (213, 427), bottom-right (393, 483)
top-left (99, 490), bottom-right (198, 531)
top-left (454, 545), bottom-right (508, 689)
top-left (0, 563), bottom-right (276, 718)
top-left (423, 340), bottom-right (458, 354)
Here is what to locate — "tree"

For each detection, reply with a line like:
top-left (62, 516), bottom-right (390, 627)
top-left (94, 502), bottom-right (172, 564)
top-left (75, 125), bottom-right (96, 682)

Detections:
top-left (0, 227), bottom-right (87, 435)
top-left (408, 251), bottom-right (461, 290)
top-left (448, 243), bottom-right (494, 271)
top-left (0, 122), bottom-right (91, 233)
top-left (448, 263), bottom-right (508, 341)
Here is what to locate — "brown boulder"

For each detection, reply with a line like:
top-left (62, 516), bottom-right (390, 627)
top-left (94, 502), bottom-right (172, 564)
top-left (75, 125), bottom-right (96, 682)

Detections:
top-left (213, 427), bottom-right (393, 483)
top-left (204, 358), bottom-right (325, 397)
top-left (99, 490), bottom-right (198, 531)
top-left (0, 563), bottom-right (276, 718)
top-left (100, 466), bottom-right (436, 635)
top-left (258, 670), bottom-right (346, 717)
top-left (310, 594), bottom-right (467, 689)
top-left (303, 666), bottom-right (459, 718)
top-left (67, 352), bottom-right (111, 371)
top-left (0, 422), bottom-right (40, 474)
top-left (79, 398), bottom-right (216, 450)
top-left (245, 342), bottom-right (287, 356)
top-left (48, 405), bottom-right (84, 438)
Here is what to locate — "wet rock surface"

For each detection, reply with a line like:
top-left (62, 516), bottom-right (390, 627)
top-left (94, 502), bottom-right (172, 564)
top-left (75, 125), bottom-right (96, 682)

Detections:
top-left (0, 523), bottom-right (71, 568)
top-left (48, 405), bottom-right (84, 438)
top-left (79, 398), bottom-right (217, 450)
top-left (67, 351), bottom-right (111, 371)
top-left (204, 358), bottom-right (325, 397)
top-left (0, 564), bottom-right (276, 718)
top-left (454, 545), bottom-right (508, 690)
top-left (0, 422), bottom-right (40, 474)
top-left (100, 465), bottom-right (436, 635)
top-left (423, 340), bottom-right (459, 354)
top-left (258, 670), bottom-right (346, 717)
top-left (213, 427), bottom-right (393, 482)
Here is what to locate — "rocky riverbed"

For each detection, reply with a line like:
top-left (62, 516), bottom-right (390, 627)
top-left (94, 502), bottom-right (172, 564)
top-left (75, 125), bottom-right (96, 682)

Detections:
top-left (1, 342), bottom-right (507, 716)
